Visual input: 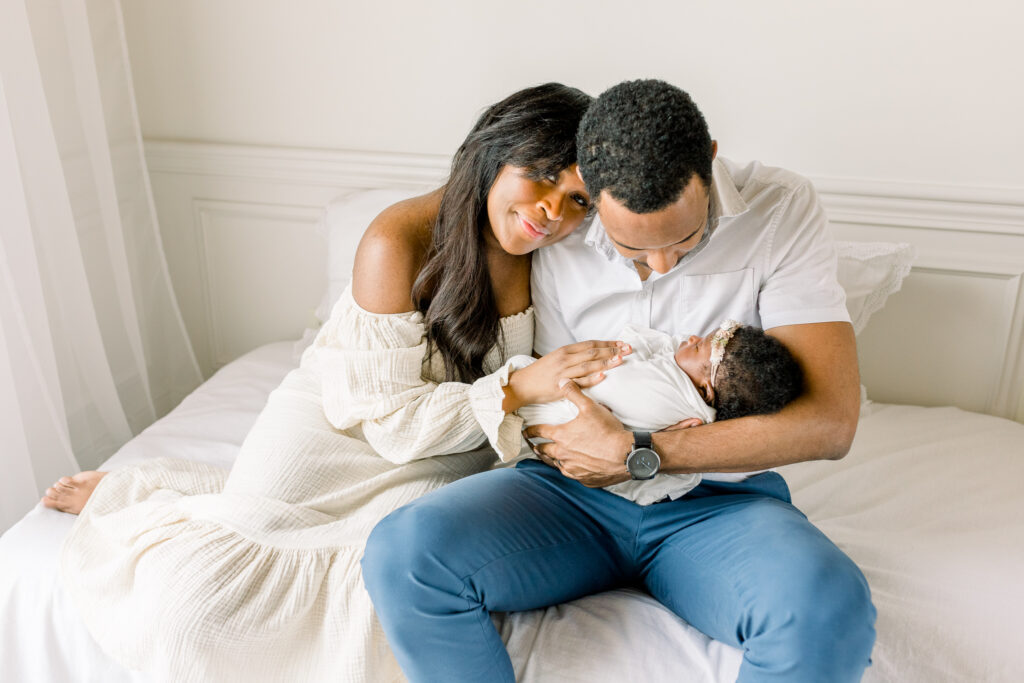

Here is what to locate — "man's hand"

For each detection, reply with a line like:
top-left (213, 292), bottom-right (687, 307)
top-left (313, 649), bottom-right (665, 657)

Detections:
top-left (523, 380), bottom-right (634, 487)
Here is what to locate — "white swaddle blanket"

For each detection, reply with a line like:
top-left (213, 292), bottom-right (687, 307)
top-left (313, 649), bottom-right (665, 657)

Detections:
top-left (514, 325), bottom-right (716, 505)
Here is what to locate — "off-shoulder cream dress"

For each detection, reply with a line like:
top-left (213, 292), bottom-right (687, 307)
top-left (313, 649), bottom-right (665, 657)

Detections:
top-left (60, 286), bottom-right (532, 682)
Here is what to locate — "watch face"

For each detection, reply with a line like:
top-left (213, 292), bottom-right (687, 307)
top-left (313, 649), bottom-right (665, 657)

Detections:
top-left (627, 448), bottom-right (660, 480)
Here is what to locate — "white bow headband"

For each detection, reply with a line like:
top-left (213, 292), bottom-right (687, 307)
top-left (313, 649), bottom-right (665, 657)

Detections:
top-left (708, 319), bottom-right (741, 388)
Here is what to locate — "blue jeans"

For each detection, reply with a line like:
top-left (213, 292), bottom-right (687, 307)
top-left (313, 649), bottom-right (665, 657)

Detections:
top-left (362, 460), bottom-right (875, 682)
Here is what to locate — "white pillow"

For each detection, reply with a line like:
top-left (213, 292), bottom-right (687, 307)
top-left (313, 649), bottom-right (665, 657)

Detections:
top-left (300, 203), bottom-right (915, 363)
top-left (293, 188), bottom-right (423, 356)
top-left (833, 240), bottom-right (915, 407)
top-left (835, 241), bottom-right (916, 336)
top-left (317, 188), bottom-right (425, 321)
top-left (312, 193), bottom-right (915, 338)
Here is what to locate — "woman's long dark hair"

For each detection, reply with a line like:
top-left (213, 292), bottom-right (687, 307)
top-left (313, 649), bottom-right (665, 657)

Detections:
top-left (411, 83), bottom-right (592, 383)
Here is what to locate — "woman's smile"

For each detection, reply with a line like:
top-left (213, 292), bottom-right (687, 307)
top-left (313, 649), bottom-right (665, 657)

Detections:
top-left (518, 213), bottom-right (551, 240)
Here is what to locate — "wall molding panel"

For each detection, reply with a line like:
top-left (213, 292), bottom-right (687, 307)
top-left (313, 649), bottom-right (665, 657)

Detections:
top-left (145, 140), bottom-right (1024, 423)
top-left (192, 199), bottom-right (326, 367)
top-left (146, 140), bottom-right (450, 190)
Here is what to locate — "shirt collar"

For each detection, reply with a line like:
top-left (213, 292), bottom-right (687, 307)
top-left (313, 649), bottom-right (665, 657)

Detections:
top-left (584, 157), bottom-right (750, 265)
top-left (582, 215), bottom-right (624, 263)
top-left (709, 157), bottom-right (748, 223)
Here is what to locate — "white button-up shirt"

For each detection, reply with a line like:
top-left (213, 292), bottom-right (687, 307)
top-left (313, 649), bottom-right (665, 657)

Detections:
top-left (531, 157), bottom-right (851, 483)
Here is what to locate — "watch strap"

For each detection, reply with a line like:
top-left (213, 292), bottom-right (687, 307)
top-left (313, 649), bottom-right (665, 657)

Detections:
top-left (632, 430), bottom-right (652, 450)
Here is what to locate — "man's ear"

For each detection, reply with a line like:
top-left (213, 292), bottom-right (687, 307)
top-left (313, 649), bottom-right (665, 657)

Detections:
top-left (711, 140), bottom-right (718, 161)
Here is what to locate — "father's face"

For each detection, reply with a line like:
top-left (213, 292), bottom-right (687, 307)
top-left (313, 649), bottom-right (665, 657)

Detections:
top-left (597, 174), bottom-right (710, 277)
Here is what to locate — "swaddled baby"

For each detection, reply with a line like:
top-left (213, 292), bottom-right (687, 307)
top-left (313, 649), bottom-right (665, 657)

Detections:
top-left (512, 321), bottom-right (803, 504)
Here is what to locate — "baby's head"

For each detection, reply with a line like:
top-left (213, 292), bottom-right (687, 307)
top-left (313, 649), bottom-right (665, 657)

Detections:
top-left (674, 320), bottom-right (804, 421)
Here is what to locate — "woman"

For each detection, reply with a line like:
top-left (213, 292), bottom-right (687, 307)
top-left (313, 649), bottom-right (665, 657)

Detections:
top-left (45, 83), bottom-right (627, 682)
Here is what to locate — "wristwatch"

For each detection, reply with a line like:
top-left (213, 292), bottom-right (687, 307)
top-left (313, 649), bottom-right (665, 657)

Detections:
top-left (625, 431), bottom-right (660, 480)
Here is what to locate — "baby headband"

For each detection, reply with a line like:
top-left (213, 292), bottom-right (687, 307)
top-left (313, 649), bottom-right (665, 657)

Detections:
top-left (709, 319), bottom-right (742, 388)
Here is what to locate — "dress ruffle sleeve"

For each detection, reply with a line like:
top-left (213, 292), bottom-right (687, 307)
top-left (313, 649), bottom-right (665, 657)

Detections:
top-left (302, 286), bottom-right (527, 464)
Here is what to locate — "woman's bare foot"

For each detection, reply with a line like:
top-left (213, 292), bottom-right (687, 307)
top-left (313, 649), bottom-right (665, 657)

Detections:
top-left (41, 471), bottom-right (108, 515)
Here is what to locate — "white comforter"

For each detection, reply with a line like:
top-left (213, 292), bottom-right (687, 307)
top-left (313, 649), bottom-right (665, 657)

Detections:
top-left (2, 342), bottom-right (1023, 682)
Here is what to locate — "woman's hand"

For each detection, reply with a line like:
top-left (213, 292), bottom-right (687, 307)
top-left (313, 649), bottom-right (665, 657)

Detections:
top-left (503, 340), bottom-right (631, 412)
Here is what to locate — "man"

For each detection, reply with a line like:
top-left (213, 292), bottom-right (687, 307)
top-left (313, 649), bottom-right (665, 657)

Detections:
top-left (362, 80), bottom-right (876, 682)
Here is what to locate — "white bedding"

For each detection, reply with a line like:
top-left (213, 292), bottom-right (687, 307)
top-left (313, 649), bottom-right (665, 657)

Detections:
top-left (2, 342), bottom-right (1023, 682)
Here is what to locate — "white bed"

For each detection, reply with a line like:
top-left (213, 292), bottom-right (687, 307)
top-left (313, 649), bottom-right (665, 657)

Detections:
top-left (2, 189), bottom-right (1024, 682)
top-left (4, 343), bottom-right (1023, 682)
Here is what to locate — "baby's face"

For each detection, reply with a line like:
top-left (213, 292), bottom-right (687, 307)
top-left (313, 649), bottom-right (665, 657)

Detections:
top-left (674, 331), bottom-right (716, 402)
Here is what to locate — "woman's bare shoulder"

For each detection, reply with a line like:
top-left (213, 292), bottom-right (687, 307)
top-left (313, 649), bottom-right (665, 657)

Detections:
top-left (351, 189), bottom-right (441, 314)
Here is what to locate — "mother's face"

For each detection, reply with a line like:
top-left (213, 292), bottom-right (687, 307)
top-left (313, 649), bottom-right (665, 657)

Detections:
top-left (485, 164), bottom-right (591, 256)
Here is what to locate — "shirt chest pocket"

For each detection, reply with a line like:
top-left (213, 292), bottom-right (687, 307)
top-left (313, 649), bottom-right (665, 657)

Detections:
top-left (676, 268), bottom-right (758, 334)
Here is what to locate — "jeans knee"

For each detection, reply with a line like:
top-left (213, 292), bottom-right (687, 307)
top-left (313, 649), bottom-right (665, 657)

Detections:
top-left (362, 506), bottom-right (420, 592)
top-left (787, 557), bottom-right (876, 679)
top-left (806, 555), bottom-right (875, 640)
top-left (808, 569), bottom-right (875, 681)
top-left (361, 502), bottom-right (466, 613)
top-left (744, 553), bottom-right (875, 682)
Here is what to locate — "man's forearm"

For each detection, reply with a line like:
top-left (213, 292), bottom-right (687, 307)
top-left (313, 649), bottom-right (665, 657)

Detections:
top-left (652, 393), bottom-right (859, 474)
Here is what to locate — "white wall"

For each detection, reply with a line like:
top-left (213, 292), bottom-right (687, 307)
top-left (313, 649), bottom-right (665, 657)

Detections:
top-left (121, 1), bottom-right (1024, 421)
top-left (122, 0), bottom-right (1024, 189)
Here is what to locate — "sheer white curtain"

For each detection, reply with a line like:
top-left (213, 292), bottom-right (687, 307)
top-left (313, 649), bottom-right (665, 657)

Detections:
top-left (0, 0), bottom-right (201, 532)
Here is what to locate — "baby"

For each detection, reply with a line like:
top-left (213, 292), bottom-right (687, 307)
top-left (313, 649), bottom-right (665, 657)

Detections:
top-left (512, 320), bottom-right (804, 504)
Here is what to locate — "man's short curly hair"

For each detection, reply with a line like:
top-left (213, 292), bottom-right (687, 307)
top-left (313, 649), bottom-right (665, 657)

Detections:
top-left (714, 326), bottom-right (804, 422)
top-left (577, 79), bottom-right (714, 213)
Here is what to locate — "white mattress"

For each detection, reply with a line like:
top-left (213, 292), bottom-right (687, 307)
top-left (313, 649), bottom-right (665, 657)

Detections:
top-left (2, 342), bottom-right (1023, 682)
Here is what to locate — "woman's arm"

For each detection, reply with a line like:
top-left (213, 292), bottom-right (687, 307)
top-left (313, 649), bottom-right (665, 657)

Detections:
top-left (314, 186), bottom-right (500, 463)
top-left (314, 188), bottom-right (624, 464)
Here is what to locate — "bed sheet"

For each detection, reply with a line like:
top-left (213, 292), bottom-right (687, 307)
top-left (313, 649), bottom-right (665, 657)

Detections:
top-left (2, 343), bottom-right (1022, 682)
top-left (780, 402), bottom-right (1024, 682)
top-left (0, 343), bottom-right (295, 683)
